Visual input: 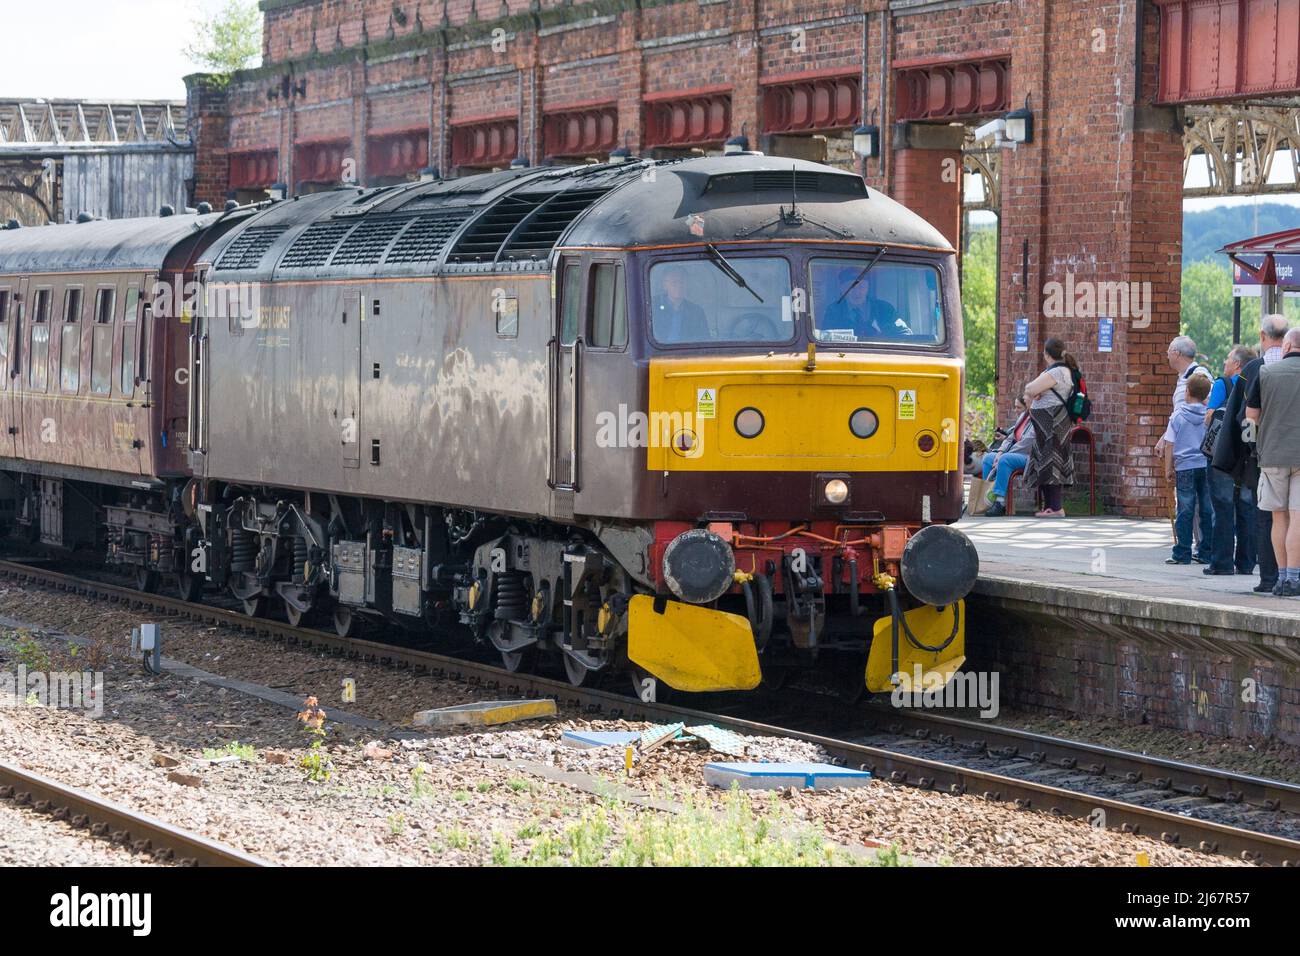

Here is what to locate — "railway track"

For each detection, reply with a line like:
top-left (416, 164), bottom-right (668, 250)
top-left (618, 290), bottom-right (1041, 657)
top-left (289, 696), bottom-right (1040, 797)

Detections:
top-left (3, 557), bottom-right (1299, 866)
top-left (0, 759), bottom-right (267, 867)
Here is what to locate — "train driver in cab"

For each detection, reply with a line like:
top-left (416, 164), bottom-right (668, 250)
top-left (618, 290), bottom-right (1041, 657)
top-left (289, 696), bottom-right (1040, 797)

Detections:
top-left (654, 265), bottom-right (712, 343)
top-left (817, 265), bottom-right (912, 342)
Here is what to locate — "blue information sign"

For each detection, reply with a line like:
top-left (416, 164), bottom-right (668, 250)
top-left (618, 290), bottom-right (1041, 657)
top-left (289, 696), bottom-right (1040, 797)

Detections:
top-left (1098, 316), bottom-right (1114, 353)
top-left (1014, 316), bottom-right (1029, 352)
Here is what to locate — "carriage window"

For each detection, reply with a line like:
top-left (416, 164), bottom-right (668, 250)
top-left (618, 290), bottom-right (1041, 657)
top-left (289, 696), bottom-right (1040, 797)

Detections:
top-left (91, 288), bottom-right (116, 396)
top-left (0, 290), bottom-right (8, 389)
top-left (60, 289), bottom-right (82, 394)
top-left (810, 258), bottom-right (945, 346)
top-left (589, 263), bottom-right (627, 349)
top-left (29, 289), bottom-right (51, 390)
top-left (559, 263), bottom-right (581, 346)
top-left (119, 286), bottom-right (140, 393)
top-left (649, 257), bottom-right (794, 345)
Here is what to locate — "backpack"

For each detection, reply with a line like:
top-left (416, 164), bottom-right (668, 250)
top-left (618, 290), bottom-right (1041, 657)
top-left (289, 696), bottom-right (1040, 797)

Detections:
top-left (1049, 364), bottom-right (1092, 423)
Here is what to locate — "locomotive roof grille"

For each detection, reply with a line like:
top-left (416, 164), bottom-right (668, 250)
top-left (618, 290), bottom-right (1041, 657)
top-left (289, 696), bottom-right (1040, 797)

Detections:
top-left (329, 215), bottom-right (412, 267)
top-left (381, 210), bottom-right (470, 264)
top-left (446, 186), bottom-right (612, 265)
top-left (446, 193), bottom-right (546, 264)
top-left (280, 220), bottom-right (354, 269)
top-left (501, 187), bottom-right (610, 259)
top-left (705, 170), bottom-right (867, 197)
top-left (214, 224), bottom-right (289, 271)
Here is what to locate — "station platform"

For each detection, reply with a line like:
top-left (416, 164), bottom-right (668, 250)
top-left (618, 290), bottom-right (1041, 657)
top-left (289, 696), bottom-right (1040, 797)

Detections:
top-left (960, 515), bottom-right (1300, 660)
top-left (958, 516), bottom-right (1300, 742)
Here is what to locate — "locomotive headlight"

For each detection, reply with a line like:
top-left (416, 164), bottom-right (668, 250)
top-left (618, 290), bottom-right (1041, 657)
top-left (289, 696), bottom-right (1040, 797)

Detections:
top-left (849, 407), bottom-right (878, 439)
top-left (824, 479), bottom-right (849, 505)
top-left (734, 407), bottom-right (764, 439)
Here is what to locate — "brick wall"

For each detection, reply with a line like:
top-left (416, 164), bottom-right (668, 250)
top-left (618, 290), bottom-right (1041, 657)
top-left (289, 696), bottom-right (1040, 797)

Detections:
top-left (188, 0), bottom-right (1193, 516)
top-left (969, 605), bottom-right (1300, 744)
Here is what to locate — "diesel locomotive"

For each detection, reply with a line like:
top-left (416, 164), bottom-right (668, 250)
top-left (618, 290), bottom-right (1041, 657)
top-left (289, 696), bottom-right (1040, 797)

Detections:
top-left (0, 153), bottom-right (977, 698)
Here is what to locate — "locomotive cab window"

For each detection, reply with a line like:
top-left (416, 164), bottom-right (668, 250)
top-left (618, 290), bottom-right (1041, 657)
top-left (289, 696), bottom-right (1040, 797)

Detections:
top-left (588, 263), bottom-right (626, 349)
top-left (559, 262), bottom-right (581, 346)
top-left (809, 257), bottom-right (945, 346)
top-left (60, 287), bottom-right (83, 394)
top-left (29, 288), bottom-right (51, 391)
top-left (650, 256), bottom-right (793, 345)
top-left (91, 287), bottom-right (116, 396)
top-left (121, 286), bottom-right (139, 394)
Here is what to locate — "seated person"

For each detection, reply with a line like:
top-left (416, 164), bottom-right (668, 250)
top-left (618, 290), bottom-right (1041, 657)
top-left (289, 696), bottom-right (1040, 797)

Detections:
top-left (654, 268), bottom-right (711, 343)
top-left (981, 404), bottom-right (1033, 517)
top-left (818, 268), bottom-right (912, 340)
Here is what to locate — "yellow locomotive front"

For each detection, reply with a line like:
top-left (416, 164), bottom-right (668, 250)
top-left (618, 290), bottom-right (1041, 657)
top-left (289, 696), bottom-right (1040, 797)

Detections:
top-left (618, 240), bottom-right (977, 696)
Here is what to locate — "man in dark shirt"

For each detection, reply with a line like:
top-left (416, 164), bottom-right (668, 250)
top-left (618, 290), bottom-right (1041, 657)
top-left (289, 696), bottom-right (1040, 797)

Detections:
top-left (1246, 327), bottom-right (1300, 596)
top-left (654, 268), bottom-right (710, 343)
top-left (1214, 346), bottom-right (1276, 591)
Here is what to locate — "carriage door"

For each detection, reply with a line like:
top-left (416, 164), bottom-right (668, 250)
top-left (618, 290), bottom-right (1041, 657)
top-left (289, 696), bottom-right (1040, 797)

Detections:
top-left (551, 258), bottom-right (584, 496)
top-left (340, 288), bottom-right (362, 468)
top-left (6, 277), bottom-right (28, 460)
top-left (0, 279), bottom-right (17, 459)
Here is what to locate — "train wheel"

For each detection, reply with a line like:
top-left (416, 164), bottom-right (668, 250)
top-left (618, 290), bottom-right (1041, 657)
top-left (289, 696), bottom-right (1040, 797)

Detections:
top-left (174, 571), bottom-right (203, 603)
top-left (629, 665), bottom-right (673, 704)
top-left (134, 568), bottom-right (159, 593)
top-left (333, 606), bottom-right (359, 639)
top-left (240, 595), bottom-right (268, 618)
top-left (563, 653), bottom-right (596, 687)
top-left (284, 603), bottom-right (306, 628)
top-left (500, 645), bottom-right (536, 674)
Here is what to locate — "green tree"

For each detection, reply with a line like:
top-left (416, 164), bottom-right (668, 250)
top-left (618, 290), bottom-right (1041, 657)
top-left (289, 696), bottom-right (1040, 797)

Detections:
top-left (1179, 258), bottom-right (1235, 369)
top-left (184, 1), bottom-right (263, 75)
top-left (961, 227), bottom-right (997, 398)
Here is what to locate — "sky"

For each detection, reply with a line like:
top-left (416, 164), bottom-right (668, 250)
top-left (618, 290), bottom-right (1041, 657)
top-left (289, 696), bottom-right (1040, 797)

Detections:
top-left (0, 0), bottom-right (246, 101)
top-left (3, 3), bottom-right (1297, 218)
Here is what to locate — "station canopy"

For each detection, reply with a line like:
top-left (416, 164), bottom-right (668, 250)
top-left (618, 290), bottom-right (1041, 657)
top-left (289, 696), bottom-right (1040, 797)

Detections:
top-left (1219, 227), bottom-right (1300, 288)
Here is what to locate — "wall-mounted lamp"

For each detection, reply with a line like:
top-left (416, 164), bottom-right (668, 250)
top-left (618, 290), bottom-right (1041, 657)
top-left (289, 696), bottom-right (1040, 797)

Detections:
top-left (1004, 95), bottom-right (1034, 145)
top-left (853, 111), bottom-right (880, 159)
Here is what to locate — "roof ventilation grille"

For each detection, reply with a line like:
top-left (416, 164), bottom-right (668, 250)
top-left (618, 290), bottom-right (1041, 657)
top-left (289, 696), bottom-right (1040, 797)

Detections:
top-left (330, 216), bottom-right (413, 266)
top-left (501, 187), bottom-right (610, 260)
top-left (215, 225), bottom-right (289, 271)
top-left (446, 193), bottom-right (549, 264)
top-left (279, 220), bottom-right (355, 269)
top-left (383, 211), bottom-right (472, 264)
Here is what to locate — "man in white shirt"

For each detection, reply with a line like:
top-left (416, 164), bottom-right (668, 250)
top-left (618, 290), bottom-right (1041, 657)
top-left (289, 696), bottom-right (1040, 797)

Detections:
top-left (1261, 313), bottom-right (1290, 366)
top-left (1155, 336), bottom-right (1212, 455)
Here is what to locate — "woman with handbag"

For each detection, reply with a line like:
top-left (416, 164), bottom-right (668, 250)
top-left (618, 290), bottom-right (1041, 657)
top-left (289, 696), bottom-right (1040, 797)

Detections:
top-left (1020, 338), bottom-right (1078, 518)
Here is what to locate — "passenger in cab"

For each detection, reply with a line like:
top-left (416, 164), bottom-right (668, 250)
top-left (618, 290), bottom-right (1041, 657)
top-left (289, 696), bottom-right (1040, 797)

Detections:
top-left (816, 265), bottom-right (912, 342)
top-left (653, 267), bottom-right (711, 343)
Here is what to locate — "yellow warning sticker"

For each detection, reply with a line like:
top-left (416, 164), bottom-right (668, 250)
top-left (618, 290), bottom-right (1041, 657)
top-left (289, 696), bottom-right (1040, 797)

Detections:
top-left (898, 389), bottom-right (917, 420)
top-left (696, 387), bottom-right (716, 419)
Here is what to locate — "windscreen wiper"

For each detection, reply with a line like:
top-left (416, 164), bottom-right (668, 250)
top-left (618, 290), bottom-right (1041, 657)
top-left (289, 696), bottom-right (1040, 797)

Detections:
top-left (833, 246), bottom-right (888, 304)
top-left (705, 243), bottom-right (764, 303)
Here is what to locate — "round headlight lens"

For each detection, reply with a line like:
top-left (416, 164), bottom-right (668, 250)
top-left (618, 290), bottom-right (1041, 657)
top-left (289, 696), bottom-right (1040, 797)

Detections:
top-left (824, 478), bottom-right (849, 504)
top-left (916, 430), bottom-right (937, 456)
top-left (849, 407), bottom-right (879, 439)
top-left (734, 407), bottom-right (764, 439)
top-left (671, 429), bottom-right (699, 457)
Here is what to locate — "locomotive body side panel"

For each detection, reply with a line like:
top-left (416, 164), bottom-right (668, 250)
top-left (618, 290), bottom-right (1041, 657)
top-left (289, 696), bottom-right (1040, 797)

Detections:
top-left (201, 273), bottom-right (554, 517)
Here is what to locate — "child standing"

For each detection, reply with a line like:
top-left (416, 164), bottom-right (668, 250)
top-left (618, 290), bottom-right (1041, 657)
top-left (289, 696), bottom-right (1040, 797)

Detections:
top-left (1166, 374), bottom-right (1214, 565)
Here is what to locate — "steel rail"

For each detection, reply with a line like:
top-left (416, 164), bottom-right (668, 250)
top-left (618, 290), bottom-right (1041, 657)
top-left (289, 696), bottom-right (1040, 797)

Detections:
top-left (0, 759), bottom-right (268, 867)
top-left (2, 558), bottom-right (1299, 866)
top-left (858, 707), bottom-right (1300, 816)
